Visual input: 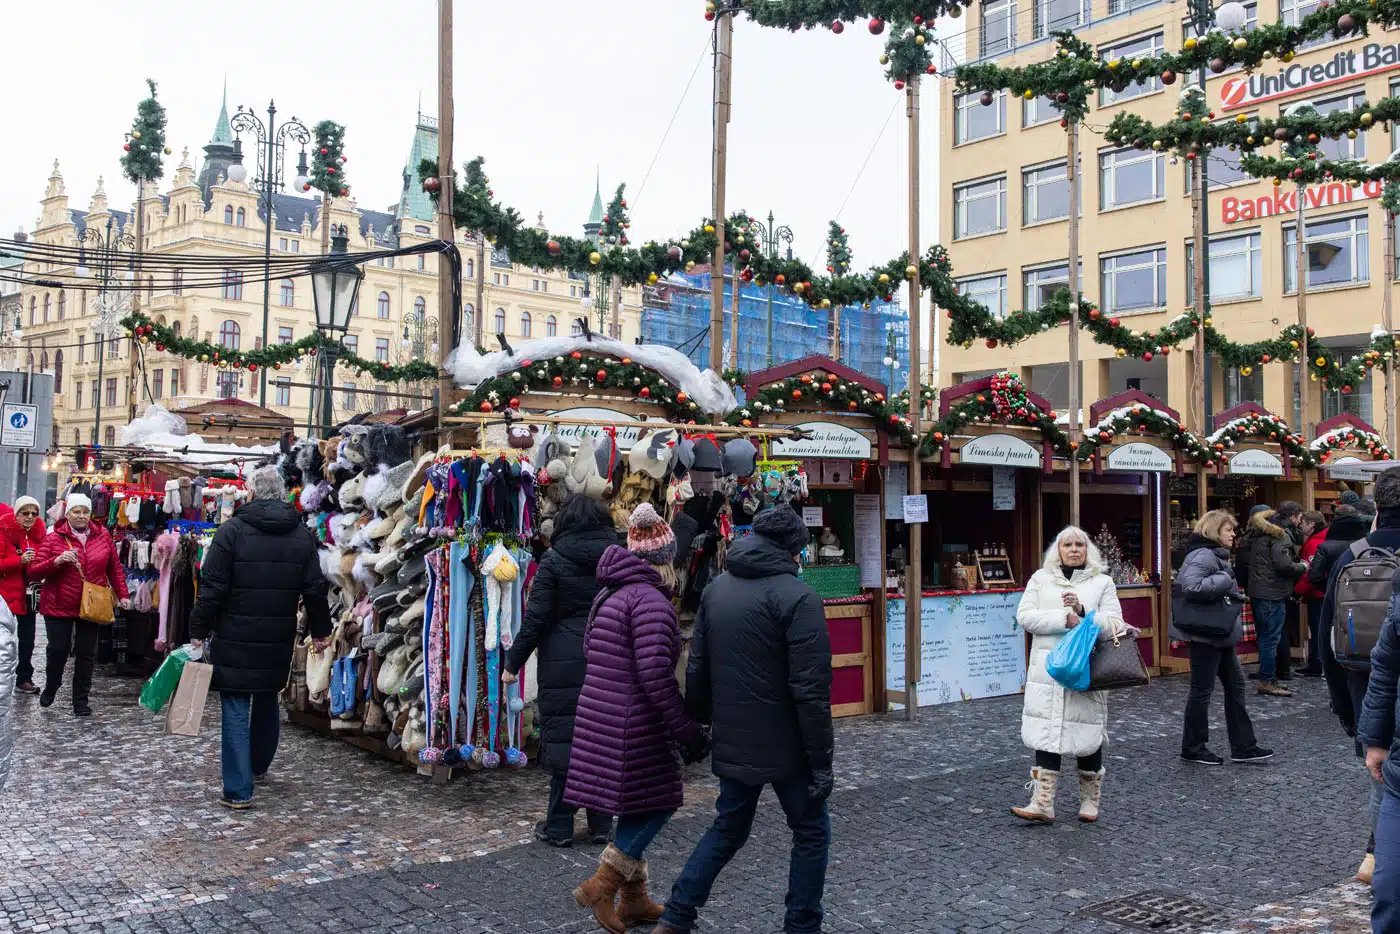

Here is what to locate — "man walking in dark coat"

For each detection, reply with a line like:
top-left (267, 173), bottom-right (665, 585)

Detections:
top-left (1301, 498), bottom-right (1371, 676)
top-left (504, 494), bottom-right (618, 846)
top-left (656, 505), bottom-right (833, 934)
top-left (189, 466), bottom-right (330, 810)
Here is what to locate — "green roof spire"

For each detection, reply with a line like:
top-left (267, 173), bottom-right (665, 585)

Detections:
top-left (587, 168), bottom-right (604, 226)
top-left (210, 76), bottom-right (233, 147)
top-left (398, 109), bottom-right (440, 222)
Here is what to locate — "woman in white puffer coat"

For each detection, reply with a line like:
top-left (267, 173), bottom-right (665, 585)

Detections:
top-left (1013, 525), bottom-right (1123, 824)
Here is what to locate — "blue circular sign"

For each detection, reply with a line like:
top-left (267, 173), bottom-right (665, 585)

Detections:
top-left (9, 412), bottom-right (27, 430)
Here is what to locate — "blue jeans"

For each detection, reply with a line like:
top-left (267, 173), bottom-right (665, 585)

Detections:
top-left (1374, 788), bottom-right (1400, 932)
top-left (661, 776), bottom-right (830, 934)
top-left (1251, 598), bottom-right (1287, 681)
top-left (221, 692), bottom-right (280, 803)
top-left (614, 810), bottom-right (674, 860)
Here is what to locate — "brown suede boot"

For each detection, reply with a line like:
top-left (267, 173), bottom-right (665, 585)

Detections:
top-left (573, 845), bottom-right (627, 934)
top-left (617, 862), bottom-right (664, 927)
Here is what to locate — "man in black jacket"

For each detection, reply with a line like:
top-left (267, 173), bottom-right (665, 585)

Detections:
top-left (189, 466), bottom-right (331, 810)
top-left (657, 505), bottom-right (833, 934)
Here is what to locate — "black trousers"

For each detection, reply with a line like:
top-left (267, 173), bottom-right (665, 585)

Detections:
top-left (1035, 747), bottom-right (1103, 773)
top-left (1182, 642), bottom-right (1258, 756)
top-left (15, 611), bottom-right (35, 684)
top-left (44, 616), bottom-right (100, 709)
top-left (1304, 597), bottom-right (1324, 670)
top-left (544, 770), bottom-right (614, 842)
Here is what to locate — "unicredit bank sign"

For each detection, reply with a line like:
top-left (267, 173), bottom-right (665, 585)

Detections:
top-left (1220, 43), bottom-right (1400, 110)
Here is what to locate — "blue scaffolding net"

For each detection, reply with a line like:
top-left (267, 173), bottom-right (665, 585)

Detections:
top-left (640, 267), bottom-right (910, 394)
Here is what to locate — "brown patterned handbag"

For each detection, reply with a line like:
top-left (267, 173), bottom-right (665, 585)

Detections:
top-left (1088, 626), bottom-right (1150, 691)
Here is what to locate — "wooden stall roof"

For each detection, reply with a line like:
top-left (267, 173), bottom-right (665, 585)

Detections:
top-left (1089, 388), bottom-right (1180, 424)
top-left (173, 399), bottom-right (294, 447)
top-left (744, 355), bottom-right (887, 398)
top-left (1315, 412), bottom-right (1381, 438)
top-left (1212, 401), bottom-right (1279, 431)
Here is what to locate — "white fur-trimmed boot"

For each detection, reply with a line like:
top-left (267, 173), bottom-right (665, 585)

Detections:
top-left (1011, 767), bottom-right (1058, 823)
top-left (1077, 768), bottom-right (1105, 823)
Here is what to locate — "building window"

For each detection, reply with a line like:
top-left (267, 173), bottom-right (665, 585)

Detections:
top-left (42, 295), bottom-right (50, 323)
top-left (57, 291), bottom-right (65, 321)
top-left (279, 238), bottom-right (288, 251)
top-left (1284, 214), bottom-right (1369, 292)
top-left (541, 280), bottom-right (548, 293)
top-left (466, 258), bottom-right (474, 279)
top-left (39, 350), bottom-right (47, 374)
top-left (494, 307), bottom-right (507, 334)
top-left (377, 292), bottom-right (391, 319)
top-left (224, 205), bottom-right (233, 224)
top-left (546, 315), bottom-right (558, 337)
top-left (1023, 261), bottom-right (1082, 311)
top-left (1309, 90), bottom-right (1367, 161)
top-left (218, 319), bottom-right (241, 349)
top-left (152, 369), bottom-right (163, 400)
top-left (1108, 0), bottom-right (1163, 14)
top-left (414, 296), bottom-right (427, 323)
top-left (980, 0), bottom-right (1015, 57)
top-left (105, 378), bottom-right (117, 407)
top-left (173, 269), bottom-right (183, 295)
top-left (223, 270), bottom-right (243, 300)
top-left (276, 326), bottom-right (292, 345)
top-left (493, 273), bottom-right (501, 285)
top-left (520, 311), bottom-right (532, 338)
top-left (341, 382), bottom-right (356, 409)
top-left (417, 254), bottom-right (426, 271)
top-left (170, 368), bottom-right (179, 396)
top-left (235, 208), bottom-right (246, 227)
top-left (104, 425), bottom-right (115, 446)
top-left (279, 278), bottom-right (295, 307)
top-left (1023, 159), bottom-right (1079, 225)
top-left (1324, 344), bottom-right (1374, 422)
top-left (954, 91), bottom-right (1005, 145)
top-left (1281, 0), bottom-right (1332, 50)
top-left (90, 380), bottom-right (98, 409)
top-left (376, 338), bottom-right (390, 362)
top-left (1099, 146), bottom-right (1165, 210)
top-left (1099, 33), bottom-right (1165, 107)
top-left (1033, 0), bottom-right (1088, 39)
top-left (953, 176), bottom-right (1007, 239)
top-left (275, 378), bottom-right (290, 407)
top-left (373, 385), bottom-right (390, 414)
top-left (75, 381), bottom-right (82, 408)
top-left (1100, 246), bottom-right (1168, 315)
top-left (1187, 119), bottom-right (1255, 189)
top-left (532, 279), bottom-right (540, 291)
top-left (1224, 366), bottom-right (1264, 408)
top-left (52, 350), bottom-right (63, 388)
top-left (1022, 94), bottom-right (1062, 128)
top-left (216, 371), bottom-right (238, 400)
top-left (108, 337), bottom-right (120, 359)
top-left (1186, 231), bottom-right (1263, 301)
top-left (956, 273), bottom-right (1008, 319)
top-left (571, 319), bottom-right (583, 337)
top-left (463, 304), bottom-right (475, 336)
top-left (78, 335), bottom-right (85, 363)
top-left (570, 285), bottom-right (577, 298)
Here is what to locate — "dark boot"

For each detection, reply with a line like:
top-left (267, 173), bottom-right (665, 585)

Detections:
top-left (573, 845), bottom-right (627, 934)
top-left (652, 925), bottom-right (689, 934)
top-left (616, 858), bottom-right (664, 927)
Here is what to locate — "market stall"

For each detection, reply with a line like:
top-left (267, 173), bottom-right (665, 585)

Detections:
top-left (1310, 413), bottom-right (1394, 507)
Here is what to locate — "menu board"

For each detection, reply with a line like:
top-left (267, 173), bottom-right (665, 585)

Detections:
top-left (885, 462), bottom-right (908, 519)
top-left (992, 467), bottom-right (1016, 511)
top-left (854, 495), bottom-right (882, 588)
top-left (885, 591), bottom-right (1026, 707)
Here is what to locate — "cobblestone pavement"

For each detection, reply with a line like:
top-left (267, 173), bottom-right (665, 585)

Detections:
top-left (0, 665), bottom-right (1379, 933)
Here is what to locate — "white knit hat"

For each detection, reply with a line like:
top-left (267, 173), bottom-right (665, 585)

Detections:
top-left (65, 493), bottom-right (93, 515)
top-left (13, 496), bottom-right (40, 513)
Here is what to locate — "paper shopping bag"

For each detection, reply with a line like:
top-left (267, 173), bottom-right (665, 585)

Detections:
top-left (164, 661), bottom-right (212, 736)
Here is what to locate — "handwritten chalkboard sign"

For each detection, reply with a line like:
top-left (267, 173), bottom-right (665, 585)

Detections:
top-left (975, 554), bottom-right (1017, 589)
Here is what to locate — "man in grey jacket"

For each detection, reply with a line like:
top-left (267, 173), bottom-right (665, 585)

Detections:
top-left (1244, 503), bottom-right (1306, 697)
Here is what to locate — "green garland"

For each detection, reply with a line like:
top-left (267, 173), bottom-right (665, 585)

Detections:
top-left (310, 121), bottom-right (349, 198)
top-left (881, 19), bottom-right (935, 86)
top-left (739, 0), bottom-right (967, 30)
top-left (450, 351), bottom-right (703, 422)
top-left (1385, 180), bottom-right (1400, 216)
top-left (826, 221), bottom-right (852, 275)
top-left (724, 372), bottom-right (917, 445)
top-left (120, 79), bottom-right (168, 185)
top-left (1088, 404), bottom-right (1209, 463)
top-left (892, 383), bottom-right (937, 414)
top-left (1207, 411), bottom-right (1311, 466)
top-left (1313, 426), bottom-right (1394, 461)
top-left (722, 368), bottom-right (748, 388)
top-left (122, 312), bottom-right (439, 384)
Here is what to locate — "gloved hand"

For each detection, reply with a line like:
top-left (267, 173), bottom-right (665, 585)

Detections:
top-left (680, 729), bottom-right (712, 765)
top-left (807, 767), bottom-right (834, 803)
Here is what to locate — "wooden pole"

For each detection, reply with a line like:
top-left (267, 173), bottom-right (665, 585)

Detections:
top-left (1297, 186), bottom-right (1314, 506)
top-left (709, 9), bottom-right (733, 374)
top-left (1066, 123), bottom-right (1081, 527)
top-left (1191, 155), bottom-right (1208, 516)
top-left (128, 180), bottom-right (144, 423)
top-left (437, 0), bottom-right (455, 442)
top-left (612, 274), bottom-right (622, 341)
top-left (1386, 210), bottom-right (1397, 452)
top-left (903, 80), bottom-right (923, 720)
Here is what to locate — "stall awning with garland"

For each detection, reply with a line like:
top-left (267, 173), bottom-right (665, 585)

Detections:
top-left (925, 372), bottom-right (1066, 469)
top-left (727, 355), bottom-right (916, 450)
top-left (1311, 413), bottom-right (1395, 463)
top-left (1087, 390), bottom-right (1206, 474)
top-left (1207, 402), bottom-right (1306, 476)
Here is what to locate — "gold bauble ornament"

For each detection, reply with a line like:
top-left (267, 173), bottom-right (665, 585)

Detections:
top-left (1022, 88), bottom-right (1033, 99)
top-left (1362, 112), bottom-right (1375, 126)
top-left (1241, 366), bottom-right (1253, 376)
top-left (1152, 140), bottom-right (1163, 150)
top-left (163, 147), bottom-right (172, 155)
top-left (139, 335), bottom-right (149, 345)
top-left (1281, 51), bottom-right (1295, 62)
top-left (915, 34), bottom-right (926, 44)
top-left (685, 260), bottom-right (696, 272)
top-left (589, 251), bottom-right (601, 265)
top-left (647, 272), bottom-right (658, 285)
top-left (1235, 114), bottom-right (1248, 123)
top-left (905, 264), bottom-right (919, 278)
top-left (1348, 129), bottom-right (1358, 139)
top-left (880, 54), bottom-right (890, 65)
top-left (820, 298), bottom-right (832, 309)
top-left (1233, 37), bottom-right (1248, 50)
top-left (704, 224), bottom-right (715, 233)
top-left (878, 273), bottom-right (890, 284)
top-left (131, 130), bottom-right (141, 139)
top-left (1115, 348), bottom-right (1127, 358)
top-left (1183, 37), bottom-right (1197, 50)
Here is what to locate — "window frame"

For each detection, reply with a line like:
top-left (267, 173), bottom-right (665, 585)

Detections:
top-left (954, 90), bottom-right (1006, 145)
top-left (1284, 213), bottom-right (1370, 293)
top-left (1100, 245), bottom-right (1169, 315)
top-left (953, 174), bottom-right (1008, 239)
top-left (1099, 145), bottom-right (1166, 211)
top-left (980, 0), bottom-right (1016, 58)
top-left (1022, 158), bottom-right (1080, 226)
top-left (1185, 229), bottom-right (1264, 302)
top-left (1098, 32), bottom-right (1166, 107)
top-left (955, 272), bottom-right (1009, 319)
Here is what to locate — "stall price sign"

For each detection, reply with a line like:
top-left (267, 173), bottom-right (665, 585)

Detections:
top-left (885, 462), bottom-right (908, 519)
top-left (1, 404), bottom-right (37, 449)
top-left (992, 467), bottom-right (1016, 511)
top-left (903, 495), bottom-right (929, 524)
top-left (802, 507), bottom-right (824, 527)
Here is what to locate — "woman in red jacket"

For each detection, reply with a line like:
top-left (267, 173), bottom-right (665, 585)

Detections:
top-left (0, 496), bottom-right (46, 694)
top-left (28, 494), bottom-right (130, 716)
top-left (1295, 509), bottom-right (1329, 677)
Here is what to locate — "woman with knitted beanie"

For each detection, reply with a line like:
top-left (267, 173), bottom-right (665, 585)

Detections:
top-left (567, 503), bottom-right (710, 934)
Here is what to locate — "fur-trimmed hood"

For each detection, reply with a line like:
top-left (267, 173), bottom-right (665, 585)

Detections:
top-left (1247, 509), bottom-right (1287, 539)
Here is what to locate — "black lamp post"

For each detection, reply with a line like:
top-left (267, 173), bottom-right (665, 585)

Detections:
top-left (229, 100), bottom-right (310, 408)
top-left (311, 226), bottom-right (364, 436)
top-left (746, 211), bottom-right (793, 366)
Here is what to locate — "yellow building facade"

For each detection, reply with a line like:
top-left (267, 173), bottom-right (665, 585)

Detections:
top-left (15, 101), bottom-right (640, 448)
top-left (938, 0), bottom-right (1400, 437)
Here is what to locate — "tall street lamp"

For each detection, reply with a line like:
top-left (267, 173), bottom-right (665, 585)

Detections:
top-left (883, 329), bottom-right (902, 397)
top-left (311, 226), bottom-right (364, 436)
top-left (229, 100), bottom-right (310, 408)
top-left (75, 216), bottom-right (135, 442)
top-left (746, 211), bottom-right (793, 366)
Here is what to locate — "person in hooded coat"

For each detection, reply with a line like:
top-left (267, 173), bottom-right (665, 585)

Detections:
top-left (1301, 502), bottom-right (1371, 677)
top-left (187, 467), bottom-right (331, 810)
top-left (1170, 509), bottom-right (1271, 765)
top-left (504, 493), bottom-right (619, 848)
top-left (0, 497), bottom-right (45, 694)
top-left (1013, 526), bottom-right (1122, 825)
top-left (1243, 505), bottom-right (1306, 696)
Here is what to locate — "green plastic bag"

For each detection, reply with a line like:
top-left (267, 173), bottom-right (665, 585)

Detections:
top-left (140, 645), bottom-right (195, 714)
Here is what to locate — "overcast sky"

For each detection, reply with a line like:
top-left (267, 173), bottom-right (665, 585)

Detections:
top-left (5, 1), bottom-right (943, 311)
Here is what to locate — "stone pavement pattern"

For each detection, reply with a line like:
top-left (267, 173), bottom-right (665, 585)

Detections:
top-left (0, 666), bottom-right (1377, 933)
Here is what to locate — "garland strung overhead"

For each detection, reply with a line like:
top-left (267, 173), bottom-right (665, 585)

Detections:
top-left (881, 18), bottom-right (936, 87)
top-left (1088, 404), bottom-right (1211, 463)
top-left (599, 185), bottom-right (630, 246)
top-left (120, 79), bottom-right (169, 185)
top-left (449, 351), bottom-right (702, 423)
top-left (826, 221), bottom-right (852, 276)
top-left (892, 382), bottom-right (938, 415)
top-left (309, 121), bottom-right (349, 198)
top-left (736, 0), bottom-right (969, 31)
top-left (121, 311), bottom-right (439, 383)
top-left (724, 372), bottom-right (918, 446)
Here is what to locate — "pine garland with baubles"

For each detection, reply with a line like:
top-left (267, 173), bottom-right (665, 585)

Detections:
top-left (826, 221), bottom-right (852, 276)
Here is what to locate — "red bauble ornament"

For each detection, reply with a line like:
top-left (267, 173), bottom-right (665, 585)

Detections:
top-left (302, 183), bottom-right (311, 192)
top-left (339, 188), bottom-right (347, 196)
top-left (1262, 353), bottom-right (1271, 363)
top-left (821, 382), bottom-right (832, 392)
top-left (639, 387), bottom-right (651, 398)
top-left (868, 17), bottom-right (885, 34)
top-left (596, 369), bottom-right (608, 381)
top-left (1142, 352), bottom-right (1153, 362)
top-left (775, 273), bottom-right (786, 285)
top-left (849, 401), bottom-right (858, 411)
top-left (1161, 70), bottom-right (1176, 85)
top-left (327, 167), bottom-right (336, 175)
top-left (894, 80), bottom-right (905, 91)
top-left (831, 20), bottom-right (844, 33)
top-left (932, 432), bottom-right (944, 442)
top-left (509, 397), bottom-right (520, 408)
top-left (308, 348), bottom-right (317, 356)
top-left (677, 392), bottom-right (688, 403)
top-left (156, 343), bottom-right (165, 352)
top-left (547, 240), bottom-right (561, 256)
top-left (552, 376), bottom-right (563, 387)
top-left (248, 363), bottom-right (258, 372)
top-left (986, 338), bottom-right (998, 349)
top-left (570, 351), bottom-right (582, 360)
top-left (1109, 318), bottom-right (1121, 328)
top-left (792, 390), bottom-right (803, 401)
top-left (424, 177), bottom-right (441, 193)
top-left (479, 401), bottom-right (494, 412)
top-left (926, 64), bottom-right (937, 75)
top-left (705, 10), bottom-right (715, 20)
top-left (123, 143), bottom-right (131, 152)
top-left (1089, 308), bottom-right (1101, 320)
top-left (320, 147), bottom-right (329, 155)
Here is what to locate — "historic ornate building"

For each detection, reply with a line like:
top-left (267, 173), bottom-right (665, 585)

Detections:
top-left (15, 92), bottom-right (641, 447)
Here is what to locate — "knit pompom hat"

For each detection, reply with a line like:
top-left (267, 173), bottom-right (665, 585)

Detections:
top-left (627, 502), bottom-right (676, 565)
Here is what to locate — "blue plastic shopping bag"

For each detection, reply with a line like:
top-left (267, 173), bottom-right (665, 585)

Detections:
top-left (1046, 610), bottom-right (1100, 692)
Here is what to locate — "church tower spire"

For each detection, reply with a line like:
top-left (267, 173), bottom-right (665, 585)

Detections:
top-left (198, 78), bottom-right (236, 206)
top-left (584, 168), bottom-right (604, 242)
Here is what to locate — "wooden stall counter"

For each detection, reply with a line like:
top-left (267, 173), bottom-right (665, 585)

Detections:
top-left (824, 595), bottom-right (875, 718)
top-left (1115, 583), bottom-right (1162, 671)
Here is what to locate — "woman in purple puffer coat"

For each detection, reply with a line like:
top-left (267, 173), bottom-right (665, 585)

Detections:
top-left (567, 503), bottom-right (709, 934)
